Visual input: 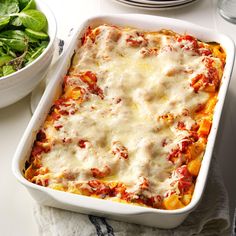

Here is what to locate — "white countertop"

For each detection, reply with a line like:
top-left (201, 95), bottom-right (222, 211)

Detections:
top-left (0, 0), bottom-right (236, 235)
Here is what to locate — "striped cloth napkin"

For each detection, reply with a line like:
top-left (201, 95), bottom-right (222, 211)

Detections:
top-left (33, 156), bottom-right (230, 236)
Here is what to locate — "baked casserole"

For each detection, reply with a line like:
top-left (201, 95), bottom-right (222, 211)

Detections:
top-left (24, 24), bottom-right (226, 210)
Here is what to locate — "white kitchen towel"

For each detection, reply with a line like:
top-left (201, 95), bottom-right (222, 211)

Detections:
top-left (33, 156), bottom-right (230, 236)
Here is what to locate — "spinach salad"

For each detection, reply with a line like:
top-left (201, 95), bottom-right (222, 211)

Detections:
top-left (0, 0), bottom-right (49, 78)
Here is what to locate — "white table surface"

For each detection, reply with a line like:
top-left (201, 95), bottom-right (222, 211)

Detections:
top-left (1, 0), bottom-right (236, 235)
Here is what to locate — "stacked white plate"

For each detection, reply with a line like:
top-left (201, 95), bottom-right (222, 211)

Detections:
top-left (112, 0), bottom-right (198, 10)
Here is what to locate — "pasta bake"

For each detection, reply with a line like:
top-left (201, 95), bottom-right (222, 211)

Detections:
top-left (24, 24), bottom-right (226, 210)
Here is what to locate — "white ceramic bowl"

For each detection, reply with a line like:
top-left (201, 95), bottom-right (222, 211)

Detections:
top-left (0, 0), bottom-right (57, 108)
top-left (12, 14), bottom-right (235, 229)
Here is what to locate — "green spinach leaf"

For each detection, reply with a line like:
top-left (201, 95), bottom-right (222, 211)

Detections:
top-left (30, 44), bottom-right (47, 59)
top-left (18, 0), bottom-right (30, 10)
top-left (10, 16), bottom-right (22, 27)
top-left (22, 0), bottom-right (36, 11)
top-left (25, 28), bottom-right (48, 40)
top-left (0, 16), bottom-right (10, 30)
top-left (0, 36), bottom-right (27, 52)
top-left (0, 54), bottom-right (12, 66)
top-left (2, 42), bottom-right (17, 57)
top-left (2, 65), bottom-right (15, 76)
top-left (0, 30), bottom-right (27, 39)
top-left (18, 10), bottom-right (47, 31)
top-left (0, 0), bottom-right (19, 16)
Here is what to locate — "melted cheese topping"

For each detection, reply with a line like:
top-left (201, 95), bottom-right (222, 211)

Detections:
top-left (25, 25), bottom-right (225, 209)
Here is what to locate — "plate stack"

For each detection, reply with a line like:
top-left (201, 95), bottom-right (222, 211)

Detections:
top-left (112, 0), bottom-right (198, 10)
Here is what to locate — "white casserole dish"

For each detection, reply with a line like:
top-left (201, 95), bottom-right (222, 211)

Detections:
top-left (12, 14), bottom-right (235, 229)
